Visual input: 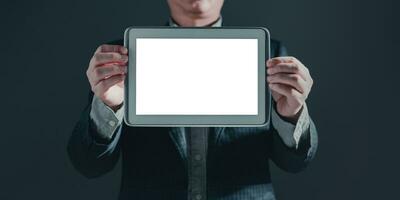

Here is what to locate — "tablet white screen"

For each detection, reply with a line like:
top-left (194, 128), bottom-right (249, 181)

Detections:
top-left (135, 38), bottom-right (258, 115)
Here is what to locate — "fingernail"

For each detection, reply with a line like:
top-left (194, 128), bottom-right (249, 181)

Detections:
top-left (121, 55), bottom-right (128, 60)
top-left (266, 59), bottom-right (272, 66)
top-left (121, 47), bottom-right (128, 54)
top-left (269, 83), bottom-right (274, 88)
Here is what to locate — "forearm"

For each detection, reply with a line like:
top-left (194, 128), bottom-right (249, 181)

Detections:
top-left (270, 120), bottom-right (317, 172)
top-left (90, 95), bottom-right (124, 143)
top-left (269, 104), bottom-right (318, 172)
top-left (67, 93), bottom-right (122, 178)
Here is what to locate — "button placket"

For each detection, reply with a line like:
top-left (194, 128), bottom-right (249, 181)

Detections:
top-left (187, 127), bottom-right (208, 200)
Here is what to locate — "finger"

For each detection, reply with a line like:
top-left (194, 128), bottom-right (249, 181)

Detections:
top-left (92, 65), bottom-right (127, 85)
top-left (94, 74), bottom-right (125, 95)
top-left (266, 58), bottom-right (282, 67)
top-left (91, 52), bottom-right (128, 66)
top-left (267, 56), bottom-right (303, 67)
top-left (267, 63), bottom-right (308, 80)
top-left (96, 44), bottom-right (128, 55)
top-left (269, 83), bottom-right (302, 99)
top-left (267, 73), bottom-right (306, 93)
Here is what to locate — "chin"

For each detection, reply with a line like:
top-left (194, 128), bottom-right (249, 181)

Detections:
top-left (188, 0), bottom-right (213, 14)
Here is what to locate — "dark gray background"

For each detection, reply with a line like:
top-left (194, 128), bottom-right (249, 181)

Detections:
top-left (0, 0), bottom-right (399, 199)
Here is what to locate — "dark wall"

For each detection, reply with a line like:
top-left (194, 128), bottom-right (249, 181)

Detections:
top-left (1, 0), bottom-right (398, 199)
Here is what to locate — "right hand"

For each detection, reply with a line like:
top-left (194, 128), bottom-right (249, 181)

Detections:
top-left (86, 44), bottom-right (128, 111)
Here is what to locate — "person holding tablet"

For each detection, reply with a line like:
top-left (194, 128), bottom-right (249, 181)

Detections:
top-left (68, 0), bottom-right (318, 200)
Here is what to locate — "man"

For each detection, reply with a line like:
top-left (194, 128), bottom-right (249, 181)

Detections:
top-left (67, 0), bottom-right (318, 199)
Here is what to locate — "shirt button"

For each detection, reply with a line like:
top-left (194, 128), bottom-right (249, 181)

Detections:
top-left (195, 194), bottom-right (202, 200)
top-left (194, 154), bottom-right (202, 161)
top-left (108, 120), bottom-right (116, 127)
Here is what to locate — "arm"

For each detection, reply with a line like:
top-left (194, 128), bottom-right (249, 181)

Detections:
top-left (67, 92), bottom-right (123, 178)
top-left (267, 102), bottom-right (318, 173)
top-left (67, 44), bottom-right (128, 178)
top-left (265, 42), bottom-right (318, 172)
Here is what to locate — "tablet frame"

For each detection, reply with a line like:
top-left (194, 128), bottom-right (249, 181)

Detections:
top-left (124, 27), bottom-right (271, 127)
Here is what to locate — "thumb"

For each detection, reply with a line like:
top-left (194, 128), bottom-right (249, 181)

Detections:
top-left (270, 89), bottom-right (281, 102)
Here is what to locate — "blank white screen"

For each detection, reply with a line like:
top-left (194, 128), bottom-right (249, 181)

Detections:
top-left (135, 38), bottom-right (258, 115)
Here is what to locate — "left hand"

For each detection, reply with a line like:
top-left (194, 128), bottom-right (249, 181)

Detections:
top-left (266, 56), bottom-right (314, 123)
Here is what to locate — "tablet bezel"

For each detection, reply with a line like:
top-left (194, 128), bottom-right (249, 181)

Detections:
top-left (124, 27), bottom-right (271, 127)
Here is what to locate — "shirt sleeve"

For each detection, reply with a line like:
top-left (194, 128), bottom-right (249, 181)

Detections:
top-left (271, 103), bottom-right (311, 149)
top-left (89, 95), bottom-right (124, 141)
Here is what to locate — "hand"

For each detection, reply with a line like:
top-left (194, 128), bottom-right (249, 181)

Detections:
top-left (86, 44), bottom-right (128, 111)
top-left (266, 56), bottom-right (313, 123)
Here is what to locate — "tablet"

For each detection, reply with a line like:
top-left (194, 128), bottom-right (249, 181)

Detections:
top-left (124, 27), bottom-right (271, 127)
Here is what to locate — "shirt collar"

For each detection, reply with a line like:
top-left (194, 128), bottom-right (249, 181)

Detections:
top-left (168, 16), bottom-right (223, 27)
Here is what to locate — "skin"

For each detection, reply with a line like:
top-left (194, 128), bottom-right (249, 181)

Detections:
top-left (267, 57), bottom-right (313, 123)
top-left (86, 0), bottom-right (313, 123)
top-left (167, 0), bottom-right (224, 27)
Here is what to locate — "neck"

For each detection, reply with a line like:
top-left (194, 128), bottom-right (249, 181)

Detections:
top-left (170, 14), bottom-right (220, 27)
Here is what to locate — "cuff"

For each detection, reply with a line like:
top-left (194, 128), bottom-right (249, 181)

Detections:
top-left (89, 95), bottom-right (124, 140)
top-left (271, 103), bottom-right (311, 149)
